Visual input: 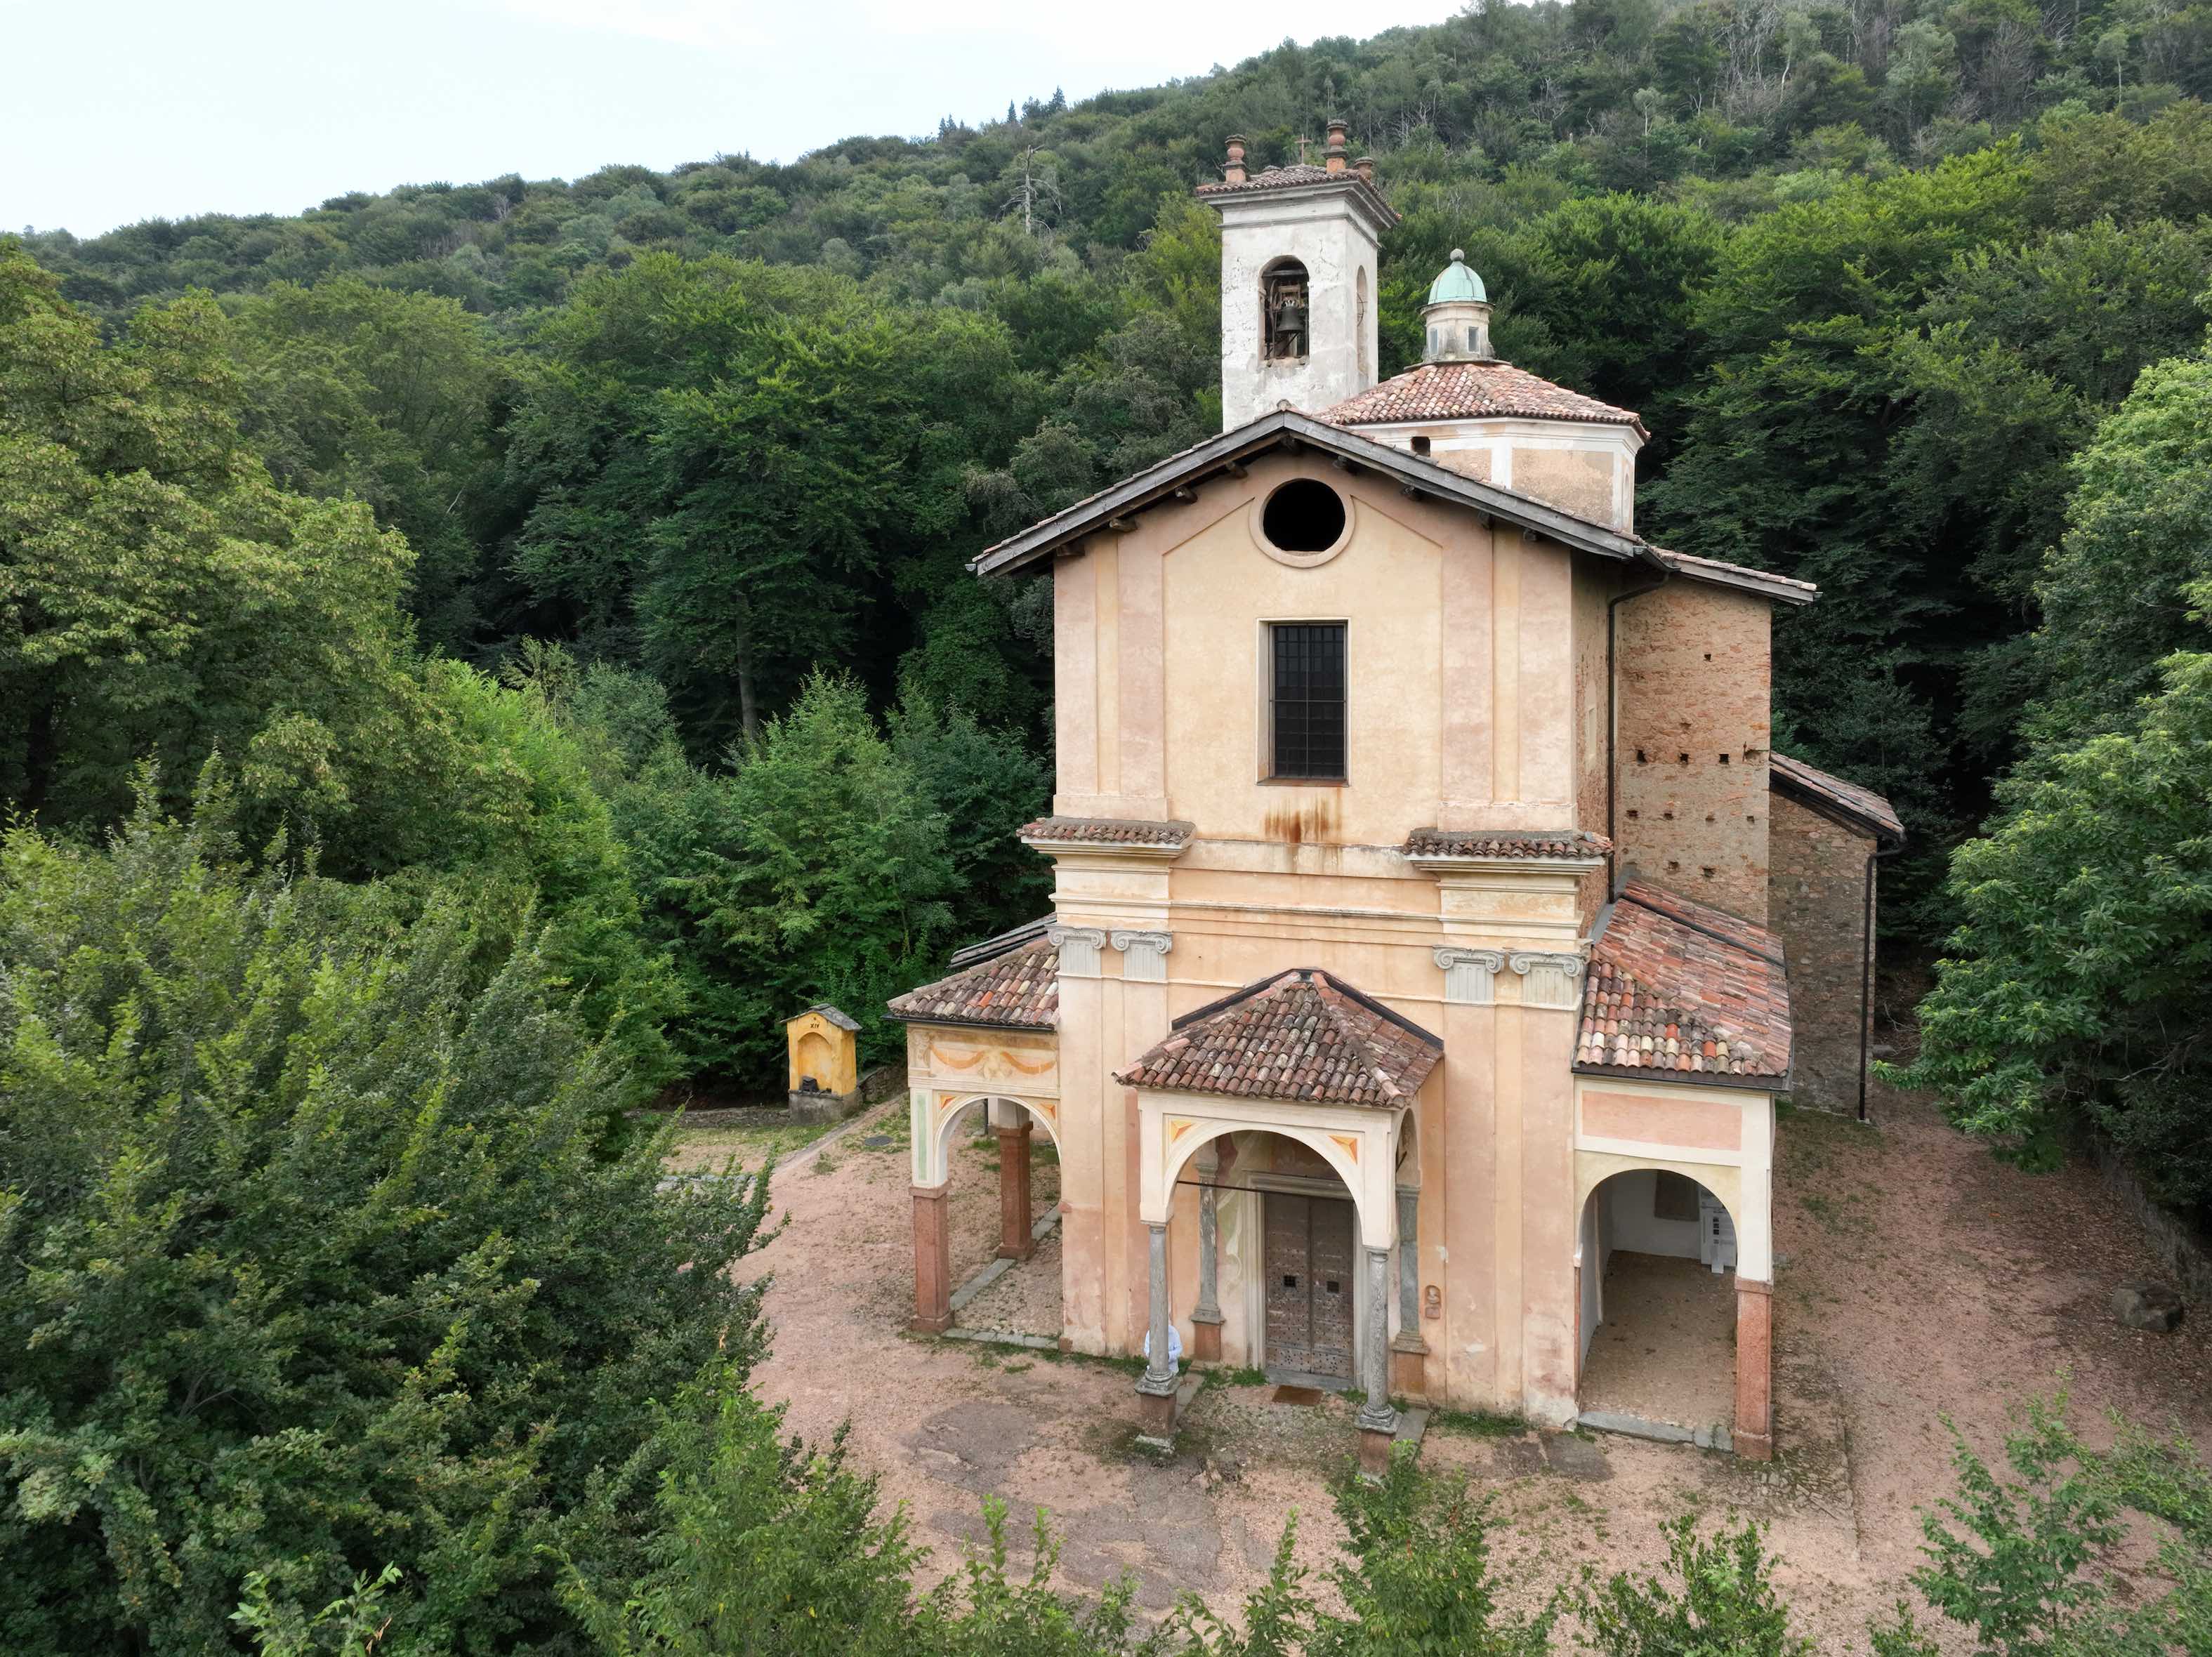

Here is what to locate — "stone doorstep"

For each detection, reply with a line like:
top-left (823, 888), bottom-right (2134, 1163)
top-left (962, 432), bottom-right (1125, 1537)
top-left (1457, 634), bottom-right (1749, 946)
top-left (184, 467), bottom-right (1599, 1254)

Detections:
top-left (1578, 1408), bottom-right (1732, 1453)
top-left (939, 1327), bottom-right (1060, 1352)
top-left (1395, 1406), bottom-right (1430, 1451)
top-left (947, 1208), bottom-right (1063, 1314)
top-left (1135, 1372), bottom-right (1208, 1449)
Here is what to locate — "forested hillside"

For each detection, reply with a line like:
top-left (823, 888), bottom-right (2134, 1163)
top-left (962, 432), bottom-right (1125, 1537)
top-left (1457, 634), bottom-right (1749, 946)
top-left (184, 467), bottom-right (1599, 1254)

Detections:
top-left (11, 0), bottom-right (2212, 1198)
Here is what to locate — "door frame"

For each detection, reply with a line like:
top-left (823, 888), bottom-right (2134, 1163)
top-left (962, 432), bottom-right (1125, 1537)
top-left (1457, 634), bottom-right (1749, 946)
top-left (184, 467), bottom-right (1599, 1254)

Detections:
top-left (1253, 1180), bottom-right (1367, 1386)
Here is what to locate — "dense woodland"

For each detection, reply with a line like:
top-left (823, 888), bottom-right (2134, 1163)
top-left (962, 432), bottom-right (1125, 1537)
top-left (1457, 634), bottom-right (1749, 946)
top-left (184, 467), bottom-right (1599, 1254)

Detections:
top-left (9, 5), bottom-right (2212, 1641)
top-left (11, 0), bottom-right (2212, 1163)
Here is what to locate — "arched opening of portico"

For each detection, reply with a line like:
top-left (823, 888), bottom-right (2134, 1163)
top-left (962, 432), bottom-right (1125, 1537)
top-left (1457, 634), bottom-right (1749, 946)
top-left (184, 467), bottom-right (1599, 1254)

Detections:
top-left (1183, 1130), bottom-right (1369, 1386)
top-left (1576, 1168), bottom-right (1744, 1447)
top-left (909, 1090), bottom-right (1062, 1340)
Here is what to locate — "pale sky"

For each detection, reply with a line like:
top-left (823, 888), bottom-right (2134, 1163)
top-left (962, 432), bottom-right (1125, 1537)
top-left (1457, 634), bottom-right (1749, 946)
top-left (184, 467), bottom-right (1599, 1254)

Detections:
top-left (7, 0), bottom-right (1461, 238)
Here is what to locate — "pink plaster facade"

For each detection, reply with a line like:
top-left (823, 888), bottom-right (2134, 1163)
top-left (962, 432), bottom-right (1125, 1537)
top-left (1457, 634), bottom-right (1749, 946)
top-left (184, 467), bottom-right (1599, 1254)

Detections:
top-left (973, 442), bottom-right (1784, 1435)
top-left (889, 154), bottom-right (1887, 1460)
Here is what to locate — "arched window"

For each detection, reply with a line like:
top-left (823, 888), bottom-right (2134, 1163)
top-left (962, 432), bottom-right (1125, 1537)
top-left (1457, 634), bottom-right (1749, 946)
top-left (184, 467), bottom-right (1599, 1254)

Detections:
top-left (1261, 258), bottom-right (1310, 362)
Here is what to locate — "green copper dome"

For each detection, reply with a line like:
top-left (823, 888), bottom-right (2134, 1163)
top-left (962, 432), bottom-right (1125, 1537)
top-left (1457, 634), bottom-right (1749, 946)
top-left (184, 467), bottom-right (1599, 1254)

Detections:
top-left (1426, 249), bottom-right (1487, 304)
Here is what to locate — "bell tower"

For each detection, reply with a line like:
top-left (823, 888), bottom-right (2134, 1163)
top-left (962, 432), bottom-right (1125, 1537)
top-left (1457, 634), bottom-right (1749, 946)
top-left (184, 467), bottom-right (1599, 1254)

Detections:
top-left (1199, 121), bottom-right (1397, 431)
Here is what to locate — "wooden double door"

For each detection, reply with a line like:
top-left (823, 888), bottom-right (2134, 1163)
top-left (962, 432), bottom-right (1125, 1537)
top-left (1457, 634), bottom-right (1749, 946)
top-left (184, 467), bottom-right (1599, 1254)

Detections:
top-left (1263, 1192), bottom-right (1356, 1378)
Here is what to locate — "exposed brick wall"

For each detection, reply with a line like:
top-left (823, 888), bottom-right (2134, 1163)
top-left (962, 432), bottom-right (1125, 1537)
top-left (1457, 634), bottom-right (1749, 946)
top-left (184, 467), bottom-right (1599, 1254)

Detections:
top-left (1613, 583), bottom-right (1772, 924)
top-left (1767, 792), bottom-right (1875, 1114)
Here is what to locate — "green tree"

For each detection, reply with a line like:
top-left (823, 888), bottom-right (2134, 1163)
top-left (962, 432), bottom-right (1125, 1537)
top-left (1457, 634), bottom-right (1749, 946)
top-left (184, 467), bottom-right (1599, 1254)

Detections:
top-left (0, 786), bottom-right (771, 1653)
top-left (1579, 1514), bottom-right (1810, 1656)
top-left (610, 674), bottom-right (956, 1086)
top-left (1870, 1399), bottom-right (2212, 1656)
top-left (2029, 345), bottom-right (2212, 737)
top-left (227, 277), bottom-right (513, 652)
top-left (1311, 1453), bottom-right (1555, 1657)
top-left (1890, 645), bottom-right (2212, 1213)
top-left (510, 255), bottom-right (1024, 745)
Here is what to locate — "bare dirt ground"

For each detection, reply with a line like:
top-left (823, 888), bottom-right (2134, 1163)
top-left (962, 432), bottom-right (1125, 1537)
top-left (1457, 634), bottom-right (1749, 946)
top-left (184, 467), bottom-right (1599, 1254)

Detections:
top-left (721, 1074), bottom-right (2212, 1649)
top-left (1579, 1253), bottom-right (1737, 1434)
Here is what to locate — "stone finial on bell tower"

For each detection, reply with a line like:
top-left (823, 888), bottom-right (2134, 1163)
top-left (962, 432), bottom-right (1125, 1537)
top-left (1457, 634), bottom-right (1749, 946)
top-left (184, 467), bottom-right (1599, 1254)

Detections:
top-left (1197, 128), bottom-right (1398, 431)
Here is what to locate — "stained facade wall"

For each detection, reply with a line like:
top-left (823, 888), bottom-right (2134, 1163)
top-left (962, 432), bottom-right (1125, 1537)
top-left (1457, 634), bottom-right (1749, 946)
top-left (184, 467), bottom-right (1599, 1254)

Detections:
top-left (1613, 582), bottom-right (1772, 924)
top-left (1767, 791), bottom-right (1876, 1114)
top-left (1029, 451), bottom-right (1782, 1425)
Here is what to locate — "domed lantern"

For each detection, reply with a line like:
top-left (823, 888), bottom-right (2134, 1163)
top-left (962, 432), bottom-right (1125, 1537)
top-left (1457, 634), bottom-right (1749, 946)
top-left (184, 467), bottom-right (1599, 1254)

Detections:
top-left (1421, 249), bottom-right (1493, 363)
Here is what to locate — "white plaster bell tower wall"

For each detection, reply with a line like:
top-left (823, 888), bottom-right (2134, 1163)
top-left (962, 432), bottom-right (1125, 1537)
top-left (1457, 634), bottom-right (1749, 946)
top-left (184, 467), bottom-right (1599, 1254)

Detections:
top-left (1206, 124), bottom-right (1393, 432)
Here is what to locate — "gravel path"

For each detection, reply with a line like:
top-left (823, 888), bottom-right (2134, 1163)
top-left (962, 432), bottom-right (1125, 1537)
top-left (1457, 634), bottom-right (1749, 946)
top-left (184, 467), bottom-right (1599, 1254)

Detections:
top-left (737, 1074), bottom-right (2212, 1646)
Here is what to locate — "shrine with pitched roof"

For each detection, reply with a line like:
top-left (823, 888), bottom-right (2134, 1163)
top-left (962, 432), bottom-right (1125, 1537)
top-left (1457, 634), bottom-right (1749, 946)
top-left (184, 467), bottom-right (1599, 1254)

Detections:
top-left (887, 121), bottom-right (1900, 1467)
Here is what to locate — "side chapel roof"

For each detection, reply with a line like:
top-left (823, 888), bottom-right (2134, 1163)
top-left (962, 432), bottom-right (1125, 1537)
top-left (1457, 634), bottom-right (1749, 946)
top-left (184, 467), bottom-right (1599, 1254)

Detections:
top-left (1575, 879), bottom-right (1792, 1088)
top-left (887, 921), bottom-right (1059, 1031)
top-left (1768, 753), bottom-right (1904, 846)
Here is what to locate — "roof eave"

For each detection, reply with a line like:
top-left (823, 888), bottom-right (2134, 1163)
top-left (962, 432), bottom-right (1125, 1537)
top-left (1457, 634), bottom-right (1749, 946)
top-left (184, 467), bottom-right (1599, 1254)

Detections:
top-left (883, 1010), bottom-right (1056, 1032)
top-left (1767, 767), bottom-right (1905, 847)
top-left (970, 410), bottom-right (1649, 579)
top-left (1572, 1060), bottom-right (1786, 1093)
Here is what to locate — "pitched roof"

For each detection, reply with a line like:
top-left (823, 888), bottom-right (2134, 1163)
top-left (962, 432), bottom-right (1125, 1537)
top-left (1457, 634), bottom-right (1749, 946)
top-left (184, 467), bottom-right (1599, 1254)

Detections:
top-left (1018, 815), bottom-right (1194, 850)
top-left (1117, 968), bottom-right (1440, 1107)
top-left (1403, 827), bottom-right (1612, 862)
top-left (1195, 161), bottom-right (1337, 193)
top-left (1194, 165), bottom-right (1399, 227)
top-left (1769, 753), bottom-right (1904, 845)
top-left (1324, 359), bottom-right (1647, 440)
top-left (799, 1003), bottom-right (861, 1031)
top-left (1575, 879), bottom-right (1791, 1087)
top-left (970, 409), bottom-right (1648, 578)
top-left (886, 932), bottom-right (1058, 1031)
top-left (964, 409), bottom-right (1815, 609)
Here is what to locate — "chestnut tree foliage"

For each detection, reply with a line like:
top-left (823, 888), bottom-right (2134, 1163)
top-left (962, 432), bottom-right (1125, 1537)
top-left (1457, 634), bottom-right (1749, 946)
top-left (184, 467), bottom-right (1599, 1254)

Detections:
top-left (0, 789), bottom-right (772, 1651)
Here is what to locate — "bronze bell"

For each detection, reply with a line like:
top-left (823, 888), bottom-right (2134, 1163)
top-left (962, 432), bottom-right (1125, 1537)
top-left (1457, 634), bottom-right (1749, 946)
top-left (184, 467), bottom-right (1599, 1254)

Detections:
top-left (1275, 298), bottom-right (1308, 354)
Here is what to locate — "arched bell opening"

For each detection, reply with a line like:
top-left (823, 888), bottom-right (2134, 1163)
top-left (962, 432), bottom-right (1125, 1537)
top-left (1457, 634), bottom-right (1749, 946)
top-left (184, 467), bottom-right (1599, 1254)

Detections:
top-left (1260, 258), bottom-right (1311, 362)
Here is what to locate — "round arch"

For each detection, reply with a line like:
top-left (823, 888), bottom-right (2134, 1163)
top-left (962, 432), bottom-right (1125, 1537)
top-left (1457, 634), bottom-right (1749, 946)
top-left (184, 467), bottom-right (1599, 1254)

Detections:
top-left (1574, 1156), bottom-right (1765, 1283)
top-left (1157, 1118), bottom-right (1380, 1246)
top-left (916, 1090), bottom-right (1061, 1190)
top-left (1576, 1159), bottom-right (1742, 1242)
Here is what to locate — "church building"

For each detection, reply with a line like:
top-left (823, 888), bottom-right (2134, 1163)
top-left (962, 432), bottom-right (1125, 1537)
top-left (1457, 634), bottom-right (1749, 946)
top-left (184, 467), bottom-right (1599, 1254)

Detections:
top-left (887, 121), bottom-right (1899, 1466)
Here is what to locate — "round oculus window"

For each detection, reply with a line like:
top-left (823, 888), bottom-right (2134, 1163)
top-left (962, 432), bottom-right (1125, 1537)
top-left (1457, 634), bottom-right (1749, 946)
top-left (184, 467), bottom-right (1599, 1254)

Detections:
top-left (1258, 478), bottom-right (1349, 560)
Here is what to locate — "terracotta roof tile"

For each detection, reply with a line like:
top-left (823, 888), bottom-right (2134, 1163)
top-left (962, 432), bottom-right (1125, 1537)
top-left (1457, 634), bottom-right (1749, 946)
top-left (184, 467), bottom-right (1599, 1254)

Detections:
top-left (1018, 816), bottom-right (1193, 850)
top-left (1770, 753), bottom-right (1904, 843)
top-left (1118, 969), bottom-right (1440, 1107)
top-left (1194, 166), bottom-right (1398, 225)
top-left (1195, 162), bottom-right (1341, 194)
top-left (1403, 827), bottom-right (1612, 861)
top-left (886, 934), bottom-right (1058, 1031)
top-left (1575, 879), bottom-right (1791, 1084)
top-left (1324, 359), bottom-right (1646, 437)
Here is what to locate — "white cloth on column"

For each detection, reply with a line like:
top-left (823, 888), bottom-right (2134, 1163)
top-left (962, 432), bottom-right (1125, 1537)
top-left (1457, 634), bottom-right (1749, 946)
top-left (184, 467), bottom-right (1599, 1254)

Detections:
top-left (1142, 1325), bottom-right (1183, 1367)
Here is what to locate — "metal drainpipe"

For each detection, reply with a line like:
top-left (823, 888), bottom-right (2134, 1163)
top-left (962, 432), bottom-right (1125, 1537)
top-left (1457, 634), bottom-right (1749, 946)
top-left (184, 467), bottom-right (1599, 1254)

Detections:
top-left (1606, 564), bottom-right (1673, 888)
top-left (1857, 840), bottom-right (1903, 1122)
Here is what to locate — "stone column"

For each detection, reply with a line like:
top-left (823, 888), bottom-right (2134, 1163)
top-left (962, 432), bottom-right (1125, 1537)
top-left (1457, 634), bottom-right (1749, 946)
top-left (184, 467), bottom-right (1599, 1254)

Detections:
top-left (911, 1184), bottom-right (953, 1334)
top-left (1390, 1186), bottom-right (1428, 1398)
top-left (1734, 1276), bottom-right (1774, 1460)
top-left (995, 1117), bottom-right (1034, 1261)
top-left (1356, 1246), bottom-right (1399, 1473)
top-left (1135, 1222), bottom-right (1179, 1435)
top-left (1190, 1144), bottom-right (1225, 1361)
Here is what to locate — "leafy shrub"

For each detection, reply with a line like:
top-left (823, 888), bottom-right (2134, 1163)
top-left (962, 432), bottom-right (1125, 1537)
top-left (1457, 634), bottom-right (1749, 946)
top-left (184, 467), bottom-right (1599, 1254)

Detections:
top-left (0, 788), bottom-right (770, 1652)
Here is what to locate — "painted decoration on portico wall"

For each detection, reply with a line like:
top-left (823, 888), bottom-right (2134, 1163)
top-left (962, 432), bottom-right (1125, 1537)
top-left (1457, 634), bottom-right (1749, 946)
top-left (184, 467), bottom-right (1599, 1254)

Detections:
top-left (923, 1038), bottom-right (1058, 1088)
